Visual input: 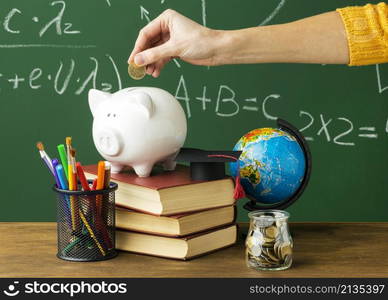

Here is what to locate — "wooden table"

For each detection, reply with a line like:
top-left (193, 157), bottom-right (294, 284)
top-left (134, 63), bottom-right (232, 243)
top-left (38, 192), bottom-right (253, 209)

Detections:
top-left (1, 222), bottom-right (387, 278)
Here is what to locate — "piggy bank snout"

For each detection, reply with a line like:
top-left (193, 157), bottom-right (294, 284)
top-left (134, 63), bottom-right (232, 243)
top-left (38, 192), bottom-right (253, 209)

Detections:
top-left (95, 128), bottom-right (123, 157)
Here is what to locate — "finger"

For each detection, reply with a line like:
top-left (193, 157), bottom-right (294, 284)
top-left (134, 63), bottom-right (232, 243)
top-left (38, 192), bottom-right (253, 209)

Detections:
top-left (129, 33), bottom-right (163, 63)
top-left (141, 40), bottom-right (166, 75)
top-left (146, 64), bottom-right (155, 75)
top-left (141, 35), bottom-right (168, 70)
top-left (129, 24), bottom-right (162, 63)
top-left (152, 58), bottom-right (170, 78)
top-left (135, 42), bottom-right (176, 66)
top-left (128, 11), bottom-right (171, 63)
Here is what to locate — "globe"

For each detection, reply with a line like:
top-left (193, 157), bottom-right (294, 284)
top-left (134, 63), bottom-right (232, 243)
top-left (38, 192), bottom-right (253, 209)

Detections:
top-left (230, 128), bottom-right (306, 205)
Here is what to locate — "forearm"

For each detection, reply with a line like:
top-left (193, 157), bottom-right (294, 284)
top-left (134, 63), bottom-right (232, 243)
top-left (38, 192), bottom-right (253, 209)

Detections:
top-left (214, 11), bottom-right (349, 65)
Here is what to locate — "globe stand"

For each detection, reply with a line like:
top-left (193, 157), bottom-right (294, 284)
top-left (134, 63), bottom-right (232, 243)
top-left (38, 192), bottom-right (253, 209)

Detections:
top-left (243, 118), bottom-right (312, 211)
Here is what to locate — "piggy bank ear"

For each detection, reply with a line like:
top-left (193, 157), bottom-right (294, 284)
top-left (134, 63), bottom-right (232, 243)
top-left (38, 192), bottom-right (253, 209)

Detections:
top-left (88, 89), bottom-right (111, 117)
top-left (133, 92), bottom-right (154, 119)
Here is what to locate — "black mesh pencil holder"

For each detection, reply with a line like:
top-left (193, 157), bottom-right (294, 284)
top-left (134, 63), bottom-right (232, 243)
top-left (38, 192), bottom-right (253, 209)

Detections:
top-left (53, 181), bottom-right (118, 262)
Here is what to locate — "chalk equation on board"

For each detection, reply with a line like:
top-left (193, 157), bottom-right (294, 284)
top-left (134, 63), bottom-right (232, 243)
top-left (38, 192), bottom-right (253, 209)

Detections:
top-left (0, 0), bottom-right (96, 48)
top-left (2, 1), bottom-right (80, 38)
top-left (0, 55), bottom-right (122, 95)
top-left (174, 74), bottom-right (388, 146)
top-left (298, 113), bottom-right (384, 146)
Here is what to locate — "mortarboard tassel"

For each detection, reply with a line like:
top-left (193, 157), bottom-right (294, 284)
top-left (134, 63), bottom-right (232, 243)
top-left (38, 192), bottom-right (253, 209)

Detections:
top-left (233, 173), bottom-right (246, 200)
top-left (207, 154), bottom-right (246, 200)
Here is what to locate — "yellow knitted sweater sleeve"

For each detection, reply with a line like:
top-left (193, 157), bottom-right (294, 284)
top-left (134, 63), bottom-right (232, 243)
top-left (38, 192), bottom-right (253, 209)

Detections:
top-left (337, 2), bottom-right (388, 66)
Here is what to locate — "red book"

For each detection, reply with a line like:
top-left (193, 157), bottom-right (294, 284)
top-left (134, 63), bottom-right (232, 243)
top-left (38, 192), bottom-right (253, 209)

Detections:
top-left (83, 165), bottom-right (236, 216)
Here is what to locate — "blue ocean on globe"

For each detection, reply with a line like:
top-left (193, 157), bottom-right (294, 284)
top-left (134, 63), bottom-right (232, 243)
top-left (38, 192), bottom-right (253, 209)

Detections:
top-left (230, 128), bottom-right (306, 204)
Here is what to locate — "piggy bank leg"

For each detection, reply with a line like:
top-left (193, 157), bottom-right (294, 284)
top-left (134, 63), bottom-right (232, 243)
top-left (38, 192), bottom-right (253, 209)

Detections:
top-left (163, 158), bottom-right (177, 171)
top-left (110, 162), bottom-right (124, 174)
top-left (133, 164), bottom-right (153, 177)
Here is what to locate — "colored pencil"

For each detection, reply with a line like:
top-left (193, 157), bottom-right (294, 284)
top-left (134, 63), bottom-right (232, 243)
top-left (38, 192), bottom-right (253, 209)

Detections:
top-left (65, 137), bottom-right (72, 168)
top-left (77, 161), bottom-right (111, 248)
top-left (96, 161), bottom-right (105, 190)
top-left (103, 161), bottom-right (111, 189)
top-left (65, 141), bottom-right (78, 232)
top-left (55, 164), bottom-right (72, 226)
top-left (100, 161), bottom-right (113, 248)
top-left (36, 142), bottom-right (54, 176)
top-left (79, 209), bottom-right (106, 256)
top-left (70, 148), bottom-right (78, 191)
top-left (57, 144), bottom-right (68, 179)
top-left (92, 179), bottom-right (97, 190)
top-left (68, 164), bottom-right (77, 232)
top-left (62, 236), bottom-right (82, 255)
top-left (51, 158), bottom-right (61, 188)
top-left (76, 162), bottom-right (90, 191)
top-left (96, 161), bottom-right (105, 215)
top-left (56, 164), bottom-right (68, 190)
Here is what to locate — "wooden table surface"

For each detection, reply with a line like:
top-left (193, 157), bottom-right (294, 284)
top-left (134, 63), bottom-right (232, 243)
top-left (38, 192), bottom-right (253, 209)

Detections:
top-left (1, 222), bottom-right (387, 278)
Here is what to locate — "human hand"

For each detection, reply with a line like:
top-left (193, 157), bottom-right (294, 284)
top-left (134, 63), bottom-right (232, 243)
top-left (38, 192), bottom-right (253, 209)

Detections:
top-left (128, 9), bottom-right (222, 77)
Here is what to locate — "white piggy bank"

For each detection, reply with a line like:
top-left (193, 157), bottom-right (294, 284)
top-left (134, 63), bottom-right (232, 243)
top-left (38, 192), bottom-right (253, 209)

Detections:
top-left (88, 87), bottom-right (187, 177)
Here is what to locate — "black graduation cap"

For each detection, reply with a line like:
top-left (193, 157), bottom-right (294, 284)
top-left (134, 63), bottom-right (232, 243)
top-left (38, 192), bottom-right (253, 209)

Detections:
top-left (175, 148), bottom-right (242, 181)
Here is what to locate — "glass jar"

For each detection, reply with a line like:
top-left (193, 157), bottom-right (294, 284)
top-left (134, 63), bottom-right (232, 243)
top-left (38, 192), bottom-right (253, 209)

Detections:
top-left (246, 210), bottom-right (293, 271)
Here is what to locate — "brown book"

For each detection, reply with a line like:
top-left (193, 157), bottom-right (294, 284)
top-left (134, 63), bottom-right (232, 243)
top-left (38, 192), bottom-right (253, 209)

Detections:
top-left (84, 165), bottom-right (235, 216)
top-left (116, 224), bottom-right (237, 260)
top-left (116, 206), bottom-right (236, 237)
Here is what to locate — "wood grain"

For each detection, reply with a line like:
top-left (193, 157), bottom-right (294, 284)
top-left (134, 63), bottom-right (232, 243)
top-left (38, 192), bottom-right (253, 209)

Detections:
top-left (1, 222), bottom-right (387, 278)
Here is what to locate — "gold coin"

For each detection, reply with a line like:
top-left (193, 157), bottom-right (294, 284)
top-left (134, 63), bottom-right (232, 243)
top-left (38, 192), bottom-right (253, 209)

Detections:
top-left (260, 227), bottom-right (274, 244)
top-left (265, 248), bottom-right (280, 262)
top-left (251, 254), bottom-right (266, 264)
top-left (260, 248), bottom-right (277, 264)
top-left (274, 240), bottom-right (284, 258)
top-left (280, 243), bottom-right (292, 259)
top-left (261, 240), bottom-right (275, 248)
top-left (265, 225), bottom-right (278, 239)
top-left (128, 62), bottom-right (146, 80)
top-left (283, 254), bottom-right (292, 266)
top-left (260, 253), bottom-right (277, 265)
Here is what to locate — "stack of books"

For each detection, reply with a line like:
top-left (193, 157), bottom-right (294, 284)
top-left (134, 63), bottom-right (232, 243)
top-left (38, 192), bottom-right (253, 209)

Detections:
top-left (84, 165), bottom-right (238, 260)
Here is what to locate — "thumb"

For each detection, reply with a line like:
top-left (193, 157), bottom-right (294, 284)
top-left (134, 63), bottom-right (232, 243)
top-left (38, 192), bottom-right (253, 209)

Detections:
top-left (134, 42), bottom-right (176, 66)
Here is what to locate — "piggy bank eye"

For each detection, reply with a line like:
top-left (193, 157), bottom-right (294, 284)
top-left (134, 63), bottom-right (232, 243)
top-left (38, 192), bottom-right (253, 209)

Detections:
top-left (113, 114), bottom-right (117, 118)
top-left (107, 113), bottom-right (111, 117)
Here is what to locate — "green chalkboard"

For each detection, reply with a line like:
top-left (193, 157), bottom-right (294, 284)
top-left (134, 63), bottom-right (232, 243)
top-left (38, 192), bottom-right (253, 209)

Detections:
top-left (0, 0), bottom-right (386, 222)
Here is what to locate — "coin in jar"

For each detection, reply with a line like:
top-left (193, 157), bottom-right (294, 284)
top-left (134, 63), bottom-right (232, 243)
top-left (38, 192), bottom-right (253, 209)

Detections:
top-left (280, 243), bottom-right (292, 259)
top-left (264, 225), bottom-right (278, 239)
